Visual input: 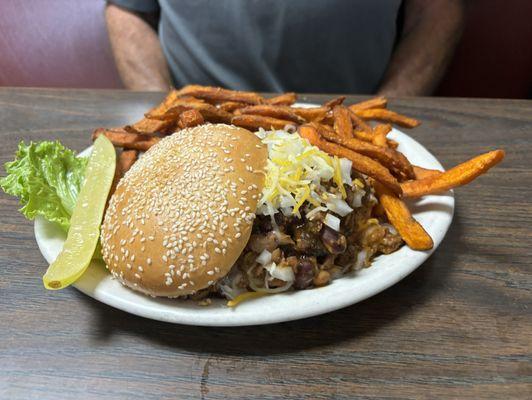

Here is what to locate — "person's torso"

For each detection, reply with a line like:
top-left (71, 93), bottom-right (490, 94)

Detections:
top-left (159, 0), bottom-right (401, 93)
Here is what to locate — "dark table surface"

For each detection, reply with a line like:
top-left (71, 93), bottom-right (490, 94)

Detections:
top-left (0, 88), bottom-right (530, 400)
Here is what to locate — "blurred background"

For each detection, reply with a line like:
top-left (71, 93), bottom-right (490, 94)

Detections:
top-left (0, 0), bottom-right (530, 98)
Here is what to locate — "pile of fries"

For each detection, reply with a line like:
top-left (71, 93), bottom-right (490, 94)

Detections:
top-left (93, 85), bottom-right (504, 251)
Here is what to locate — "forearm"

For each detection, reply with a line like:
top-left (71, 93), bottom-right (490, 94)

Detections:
top-left (105, 4), bottom-right (172, 91)
top-left (378, 0), bottom-right (464, 96)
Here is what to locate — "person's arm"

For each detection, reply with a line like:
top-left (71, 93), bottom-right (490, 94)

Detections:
top-left (105, 3), bottom-right (172, 91)
top-left (378, 0), bottom-right (464, 96)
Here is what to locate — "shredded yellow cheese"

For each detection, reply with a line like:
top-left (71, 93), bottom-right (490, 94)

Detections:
top-left (257, 129), bottom-right (351, 217)
top-left (227, 291), bottom-right (268, 307)
top-left (333, 156), bottom-right (347, 198)
top-left (353, 178), bottom-right (365, 189)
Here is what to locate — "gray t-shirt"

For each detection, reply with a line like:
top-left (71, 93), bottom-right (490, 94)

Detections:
top-left (110, 0), bottom-right (401, 93)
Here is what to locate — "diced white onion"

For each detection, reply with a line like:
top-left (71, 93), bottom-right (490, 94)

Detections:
top-left (354, 249), bottom-right (367, 269)
top-left (218, 269), bottom-right (246, 299)
top-left (279, 195), bottom-right (295, 208)
top-left (280, 207), bottom-right (293, 216)
top-left (249, 278), bottom-right (293, 293)
top-left (306, 206), bottom-right (327, 220)
top-left (339, 158), bottom-right (353, 185)
top-left (324, 213), bottom-right (341, 231)
top-left (350, 190), bottom-right (365, 208)
top-left (254, 128), bottom-right (267, 139)
top-left (326, 197), bottom-right (353, 217)
top-left (265, 262), bottom-right (295, 283)
top-left (284, 124), bottom-right (297, 133)
top-left (219, 284), bottom-right (245, 300)
top-left (256, 250), bottom-right (272, 266)
top-left (381, 223), bottom-right (398, 235)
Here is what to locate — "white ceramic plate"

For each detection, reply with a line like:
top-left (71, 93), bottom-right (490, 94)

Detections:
top-left (35, 121), bottom-right (454, 326)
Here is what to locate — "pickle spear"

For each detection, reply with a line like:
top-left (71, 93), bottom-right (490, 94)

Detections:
top-left (43, 135), bottom-right (116, 289)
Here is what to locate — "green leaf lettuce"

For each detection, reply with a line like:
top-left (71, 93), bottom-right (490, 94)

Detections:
top-left (0, 141), bottom-right (88, 231)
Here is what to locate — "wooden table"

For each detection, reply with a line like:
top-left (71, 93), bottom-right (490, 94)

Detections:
top-left (0, 88), bottom-right (530, 399)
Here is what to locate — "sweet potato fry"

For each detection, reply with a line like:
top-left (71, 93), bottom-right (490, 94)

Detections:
top-left (266, 92), bottom-right (297, 106)
top-left (236, 105), bottom-right (305, 124)
top-left (333, 106), bottom-right (353, 139)
top-left (402, 150), bottom-right (505, 197)
top-left (298, 124), bottom-right (323, 144)
top-left (387, 139), bottom-right (399, 149)
top-left (125, 118), bottom-right (176, 135)
top-left (352, 129), bottom-right (374, 142)
top-left (92, 128), bottom-right (160, 151)
top-left (143, 90), bottom-right (184, 119)
top-left (142, 104), bottom-right (188, 121)
top-left (118, 149), bottom-right (138, 173)
top-left (316, 123), bottom-right (414, 180)
top-left (319, 113), bottom-right (334, 126)
top-left (372, 180), bottom-right (433, 250)
top-left (124, 90), bottom-right (183, 134)
top-left (372, 124), bottom-right (392, 147)
top-left (291, 106), bottom-right (329, 122)
top-left (324, 96), bottom-right (346, 109)
top-left (299, 124), bottom-right (402, 194)
top-left (148, 100), bottom-right (232, 124)
top-left (176, 85), bottom-right (264, 104)
top-left (348, 109), bottom-right (373, 137)
top-left (218, 101), bottom-right (246, 112)
top-left (412, 166), bottom-right (443, 180)
top-left (110, 149), bottom-right (138, 196)
top-left (178, 109), bottom-right (205, 129)
top-left (231, 114), bottom-right (294, 131)
top-left (348, 96), bottom-right (387, 112)
top-left (354, 109), bottom-right (420, 128)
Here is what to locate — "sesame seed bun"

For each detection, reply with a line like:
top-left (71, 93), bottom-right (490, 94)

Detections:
top-left (101, 124), bottom-right (268, 297)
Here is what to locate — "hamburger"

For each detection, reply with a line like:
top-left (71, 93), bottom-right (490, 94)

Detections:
top-left (100, 123), bottom-right (403, 301)
top-left (101, 124), bottom-right (268, 297)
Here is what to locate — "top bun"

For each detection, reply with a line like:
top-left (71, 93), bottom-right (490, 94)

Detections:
top-left (101, 124), bottom-right (268, 297)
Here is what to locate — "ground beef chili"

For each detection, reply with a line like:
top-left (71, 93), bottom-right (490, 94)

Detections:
top-left (229, 176), bottom-right (404, 292)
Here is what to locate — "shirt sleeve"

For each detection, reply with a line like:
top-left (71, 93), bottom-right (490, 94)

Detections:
top-left (107, 0), bottom-right (160, 13)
